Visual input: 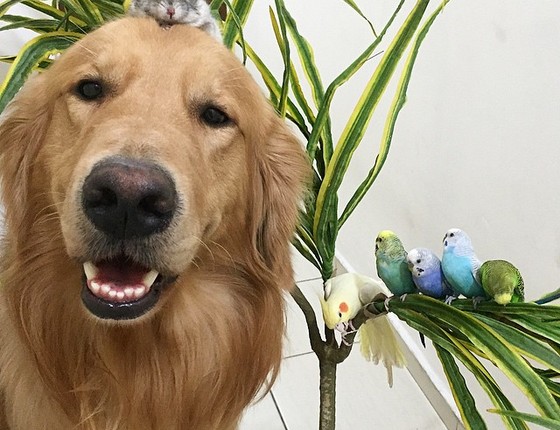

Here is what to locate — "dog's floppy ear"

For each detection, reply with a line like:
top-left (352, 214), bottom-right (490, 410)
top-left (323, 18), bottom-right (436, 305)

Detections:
top-left (250, 116), bottom-right (310, 288)
top-left (0, 74), bottom-right (51, 238)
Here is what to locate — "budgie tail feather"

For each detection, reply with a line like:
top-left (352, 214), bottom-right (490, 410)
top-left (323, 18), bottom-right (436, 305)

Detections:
top-left (359, 316), bottom-right (406, 387)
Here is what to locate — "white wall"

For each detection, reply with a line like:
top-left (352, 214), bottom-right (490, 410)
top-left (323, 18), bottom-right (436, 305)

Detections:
top-left (246, 1), bottom-right (560, 427)
top-left (2, 1), bottom-right (560, 427)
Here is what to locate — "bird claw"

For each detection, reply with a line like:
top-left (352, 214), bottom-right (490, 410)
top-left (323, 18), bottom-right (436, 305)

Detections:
top-left (444, 295), bottom-right (458, 305)
top-left (341, 334), bottom-right (353, 347)
top-left (400, 294), bottom-right (408, 302)
top-left (472, 296), bottom-right (485, 309)
top-left (384, 297), bottom-right (392, 312)
top-left (335, 321), bottom-right (357, 347)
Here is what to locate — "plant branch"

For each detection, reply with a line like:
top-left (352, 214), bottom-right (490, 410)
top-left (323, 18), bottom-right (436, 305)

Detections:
top-left (291, 284), bottom-right (324, 357)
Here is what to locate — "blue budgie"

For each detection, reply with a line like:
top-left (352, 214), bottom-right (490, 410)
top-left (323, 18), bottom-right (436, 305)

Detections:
top-left (441, 228), bottom-right (487, 300)
top-left (407, 248), bottom-right (453, 300)
top-left (375, 230), bottom-right (417, 297)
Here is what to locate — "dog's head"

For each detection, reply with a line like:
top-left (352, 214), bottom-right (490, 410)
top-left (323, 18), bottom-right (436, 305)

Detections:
top-left (0, 18), bottom-right (309, 322)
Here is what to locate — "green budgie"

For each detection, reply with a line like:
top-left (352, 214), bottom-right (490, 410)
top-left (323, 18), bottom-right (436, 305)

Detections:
top-left (375, 230), bottom-right (417, 297)
top-left (479, 260), bottom-right (524, 305)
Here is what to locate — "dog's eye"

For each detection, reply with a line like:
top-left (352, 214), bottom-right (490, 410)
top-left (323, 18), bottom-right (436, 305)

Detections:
top-left (75, 80), bottom-right (104, 101)
top-left (201, 106), bottom-right (230, 127)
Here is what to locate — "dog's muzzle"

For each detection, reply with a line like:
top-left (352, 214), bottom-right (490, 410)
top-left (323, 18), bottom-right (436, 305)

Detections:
top-left (79, 156), bottom-right (178, 320)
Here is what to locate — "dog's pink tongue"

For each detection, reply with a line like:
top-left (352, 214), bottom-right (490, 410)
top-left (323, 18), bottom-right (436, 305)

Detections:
top-left (95, 260), bottom-right (149, 286)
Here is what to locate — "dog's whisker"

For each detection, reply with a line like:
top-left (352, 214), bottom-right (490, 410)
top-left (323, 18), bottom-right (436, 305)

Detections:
top-left (208, 240), bottom-right (237, 270)
top-left (194, 236), bottom-right (215, 262)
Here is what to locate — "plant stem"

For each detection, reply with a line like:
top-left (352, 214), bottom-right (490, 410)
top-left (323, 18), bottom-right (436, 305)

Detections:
top-left (319, 359), bottom-right (337, 430)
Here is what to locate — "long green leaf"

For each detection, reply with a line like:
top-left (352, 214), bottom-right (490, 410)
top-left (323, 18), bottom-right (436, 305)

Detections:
top-left (0, 0), bottom-right (21, 18)
top-left (473, 314), bottom-right (560, 373)
top-left (75, 0), bottom-right (103, 26)
top-left (313, 0), bottom-right (428, 273)
top-left (221, 0), bottom-right (247, 64)
top-left (0, 55), bottom-right (51, 69)
top-left (0, 17), bottom-right (79, 33)
top-left (288, 62), bottom-right (315, 124)
top-left (93, 0), bottom-right (123, 19)
top-left (292, 235), bottom-right (321, 273)
top-left (338, 0), bottom-right (451, 227)
top-left (0, 31), bottom-right (82, 112)
top-left (390, 295), bottom-right (560, 419)
top-left (436, 345), bottom-right (487, 430)
top-left (489, 410), bottom-right (560, 430)
top-left (21, 0), bottom-right (87, 27)
top-left (281, 5), bottom-right (334, 165)
top-left (269, 3), bottom-right (289, 117)
top-left (393, 307), bottom-right (529, 430)
top-left (452, 300), bottom-right (560, 321)
top-left (305, 0), bottom-right (405, 160)
top-left (508, 315), bottom-right (560, 345)
top-left (244, 43), bottom-right (309, 134)
top-left (222, 0), bottom-right (253, 50)
top-left (535, 288), bottom-right (560, 305)
top-left (342, 0), bottom-right (377, 36)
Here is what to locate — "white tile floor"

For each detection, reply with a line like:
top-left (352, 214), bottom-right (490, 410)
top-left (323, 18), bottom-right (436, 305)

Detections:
top-left (239, 251), bottom-right (462, 430)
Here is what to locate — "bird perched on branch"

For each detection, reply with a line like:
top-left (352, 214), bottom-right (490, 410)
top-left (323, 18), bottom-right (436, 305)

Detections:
top-left (479, 260), bottom-right (524, 305)
top-left (442, 228), bottom-right (486, 302)
top-left (320, 272), bottom-right (406, 387)
top-left (375, 230), bottom-right (417, 298)
top-left (407, 247), bottom-right (453, 300)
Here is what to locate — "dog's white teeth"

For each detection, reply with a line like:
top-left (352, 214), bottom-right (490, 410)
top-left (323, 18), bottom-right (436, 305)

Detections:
top-left (83, 261), bottom-right (98, 281)
top-left (90, 281), bottom-right (101, 294)
top-left (134, 287), bottom-right (146, 298)
top-left (85, 265), bottom-right (156, 302)
top-left (143, 270), bottom-right (159, 288)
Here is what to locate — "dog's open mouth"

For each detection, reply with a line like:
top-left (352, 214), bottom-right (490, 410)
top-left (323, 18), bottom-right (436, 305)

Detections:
top-left (81, 256), bottom-right (174, 320)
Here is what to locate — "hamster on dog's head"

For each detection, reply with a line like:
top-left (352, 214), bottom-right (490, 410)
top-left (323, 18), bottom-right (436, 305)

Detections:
top-left (127, 0), bottom-right (221, 40)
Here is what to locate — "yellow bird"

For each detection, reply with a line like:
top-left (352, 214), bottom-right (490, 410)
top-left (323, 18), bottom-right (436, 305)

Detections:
top-left (320, 272), bottom-right (406, 387)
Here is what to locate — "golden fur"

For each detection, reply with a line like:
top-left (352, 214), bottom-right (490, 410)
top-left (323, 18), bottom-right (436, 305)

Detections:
top-left (0, 18), bottom-right (309, 429)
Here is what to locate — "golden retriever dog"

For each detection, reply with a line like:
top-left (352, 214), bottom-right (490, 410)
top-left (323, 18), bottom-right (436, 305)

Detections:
top-left (0, 17), bottom-right (309, 429)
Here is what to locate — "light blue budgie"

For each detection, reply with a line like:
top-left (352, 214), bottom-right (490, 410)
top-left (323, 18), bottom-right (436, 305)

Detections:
top-left (375, 230), bottom-right (417, 297)
top-left (441, 228), bottom-right (487, 301)
top-left (407, 248), bottom-right (454, 300)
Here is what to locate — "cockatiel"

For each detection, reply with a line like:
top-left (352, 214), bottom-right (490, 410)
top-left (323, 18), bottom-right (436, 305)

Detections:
top-left (441, 228), bottom-right (487, 301)
top-left (479, 260), bottom-right (524, 305)
top-left (320, 272), bottom-right (406, 387)
top-left (407, 248), bottom-right (453, 300)
top-left (375, 230), bottom-right (417, 297)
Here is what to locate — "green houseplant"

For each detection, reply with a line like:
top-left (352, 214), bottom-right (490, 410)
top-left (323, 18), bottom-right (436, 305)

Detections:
top-left (2, 1), bottom-right (560, 429)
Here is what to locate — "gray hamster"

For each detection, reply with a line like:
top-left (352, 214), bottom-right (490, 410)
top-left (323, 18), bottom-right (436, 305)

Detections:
top-left (128, 0), bottom-right (221, 40)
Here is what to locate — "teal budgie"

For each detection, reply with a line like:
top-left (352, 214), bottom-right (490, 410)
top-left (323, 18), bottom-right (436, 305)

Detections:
top-left (375, 230), bottom-right (417, 297)
top-left (479, 260), bottom-right (524, 305)
top-left (441, 228), bottom-right (487, 300)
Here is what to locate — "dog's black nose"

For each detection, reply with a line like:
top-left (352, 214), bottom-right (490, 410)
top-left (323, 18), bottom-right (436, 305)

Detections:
top-left (82, 157), bottom-right (177, 239)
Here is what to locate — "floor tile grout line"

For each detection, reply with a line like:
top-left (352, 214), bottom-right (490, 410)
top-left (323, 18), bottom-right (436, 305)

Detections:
top-left (270, 390), bottom-right (289, 430)
top-left (295, 275), bottom-right (323, 284)
top-left (282, 350), bottom-right (316, 360)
